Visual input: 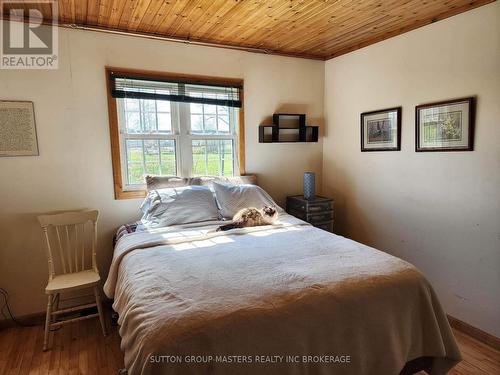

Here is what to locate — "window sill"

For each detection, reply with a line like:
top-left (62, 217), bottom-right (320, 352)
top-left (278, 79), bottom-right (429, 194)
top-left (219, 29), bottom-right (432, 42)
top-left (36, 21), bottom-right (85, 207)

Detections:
top-left (114, 186), bottom-right (147, 200)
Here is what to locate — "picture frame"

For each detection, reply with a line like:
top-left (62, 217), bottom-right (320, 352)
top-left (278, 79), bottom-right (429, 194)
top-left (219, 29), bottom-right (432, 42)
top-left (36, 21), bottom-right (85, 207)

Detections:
top-left (360, 107), bottom-right (401, 151)
top-left (415, 97), bottom-right (475, 152)
top-left (0, 100), bottom-right (39, 157)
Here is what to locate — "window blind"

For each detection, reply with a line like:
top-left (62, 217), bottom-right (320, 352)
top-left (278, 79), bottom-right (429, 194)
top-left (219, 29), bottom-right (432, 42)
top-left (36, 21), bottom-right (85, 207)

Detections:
top-left (109, 72), bottom-right (242, 108)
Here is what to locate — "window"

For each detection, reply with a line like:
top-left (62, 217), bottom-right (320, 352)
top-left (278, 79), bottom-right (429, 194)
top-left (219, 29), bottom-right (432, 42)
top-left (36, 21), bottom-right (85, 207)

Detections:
top-left (106, 68), bottom-right (245, 199)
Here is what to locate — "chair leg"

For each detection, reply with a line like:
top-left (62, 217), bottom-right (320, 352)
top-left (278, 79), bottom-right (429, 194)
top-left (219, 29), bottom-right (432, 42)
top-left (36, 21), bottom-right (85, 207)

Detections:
top-left (43, 294), bottom-right (53, 351)
top-left (94, 286), bottom-right (107, 336)
top-left (54, 293), bottom-right (60, 312)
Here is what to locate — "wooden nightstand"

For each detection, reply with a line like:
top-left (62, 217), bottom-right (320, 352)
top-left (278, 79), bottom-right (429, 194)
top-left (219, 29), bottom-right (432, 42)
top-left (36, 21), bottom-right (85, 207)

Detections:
top-left (286, 195), bottom-right (333, 232)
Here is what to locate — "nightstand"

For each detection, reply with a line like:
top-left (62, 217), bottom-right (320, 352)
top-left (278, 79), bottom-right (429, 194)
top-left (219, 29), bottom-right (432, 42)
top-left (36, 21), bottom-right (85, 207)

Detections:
top-left (286, 195), bottom-right (333, 232)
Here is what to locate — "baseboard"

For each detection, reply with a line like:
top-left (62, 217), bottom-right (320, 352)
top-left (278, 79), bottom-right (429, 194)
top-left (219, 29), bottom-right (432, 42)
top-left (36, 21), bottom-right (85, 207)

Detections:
top-left (0, 311), bottom-right (45, 329)
top-left (0, 298), bottom-right (114, 330)
top-left (448, 314), bottom-right (500, 351)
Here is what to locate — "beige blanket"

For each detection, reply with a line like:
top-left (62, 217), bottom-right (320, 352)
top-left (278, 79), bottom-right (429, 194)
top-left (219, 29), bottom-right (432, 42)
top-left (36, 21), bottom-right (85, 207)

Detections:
top-left (104, 215), bottom-right (461, 375)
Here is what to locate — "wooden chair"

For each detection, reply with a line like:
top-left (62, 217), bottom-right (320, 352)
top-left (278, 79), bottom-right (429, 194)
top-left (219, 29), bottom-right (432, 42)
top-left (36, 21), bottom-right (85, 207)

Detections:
top-left (38, 210), bottom-right (107, 351)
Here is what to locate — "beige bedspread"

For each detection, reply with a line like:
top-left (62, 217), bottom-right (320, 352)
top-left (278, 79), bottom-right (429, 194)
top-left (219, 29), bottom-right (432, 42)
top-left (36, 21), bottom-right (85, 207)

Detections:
top-left (104, 215), bottom-right (461, 375)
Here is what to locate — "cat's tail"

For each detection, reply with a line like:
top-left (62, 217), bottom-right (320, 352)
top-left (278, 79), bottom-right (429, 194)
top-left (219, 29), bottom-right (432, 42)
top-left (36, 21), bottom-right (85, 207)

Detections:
top-left (216, 223), bottom-right (240, 232)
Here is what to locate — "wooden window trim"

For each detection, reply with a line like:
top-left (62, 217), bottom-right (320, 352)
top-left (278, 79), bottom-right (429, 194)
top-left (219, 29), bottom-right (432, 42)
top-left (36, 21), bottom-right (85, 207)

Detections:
top-left (105, 66), bottom-right (245, 200)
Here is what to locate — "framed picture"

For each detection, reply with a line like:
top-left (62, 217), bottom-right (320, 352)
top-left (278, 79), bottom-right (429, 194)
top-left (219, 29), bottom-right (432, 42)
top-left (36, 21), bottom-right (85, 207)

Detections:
top-left (416, 97), bottom-right (475, 152)
top-left (361, 107), bottom-right (401, 151)
top-left (0, 100), bottom-right (39, 157)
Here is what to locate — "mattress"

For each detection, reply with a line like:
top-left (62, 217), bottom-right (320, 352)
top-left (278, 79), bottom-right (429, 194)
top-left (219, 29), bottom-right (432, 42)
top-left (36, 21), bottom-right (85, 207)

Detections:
top-left (104, 214), bottom-right (461, 375)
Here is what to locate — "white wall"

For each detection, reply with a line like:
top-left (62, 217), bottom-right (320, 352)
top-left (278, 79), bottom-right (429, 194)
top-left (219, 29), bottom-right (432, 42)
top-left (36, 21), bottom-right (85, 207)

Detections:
top-left (0, 27), bottom-right (324, 318)
top-left (323, 2), bottom-right (500, 336)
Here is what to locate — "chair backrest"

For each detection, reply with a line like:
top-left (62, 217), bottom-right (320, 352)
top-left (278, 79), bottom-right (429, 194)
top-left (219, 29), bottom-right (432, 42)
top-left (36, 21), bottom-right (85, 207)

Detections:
top-left (38, 210), bottom-right (99, 279)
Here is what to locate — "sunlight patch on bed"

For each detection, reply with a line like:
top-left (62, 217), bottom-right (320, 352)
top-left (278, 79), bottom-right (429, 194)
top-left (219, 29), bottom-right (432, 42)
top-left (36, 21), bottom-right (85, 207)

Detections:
top-left (171, 235), bottom-right (234, 251)
top-left (248, 225), bottom-right (302, 237)
top-left (158, 230), bottom-right (208, 241)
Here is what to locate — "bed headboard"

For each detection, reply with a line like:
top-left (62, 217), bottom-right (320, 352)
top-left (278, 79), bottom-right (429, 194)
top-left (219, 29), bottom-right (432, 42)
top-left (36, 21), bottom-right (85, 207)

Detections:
top-left (145, 175), bottom-right (258, 191)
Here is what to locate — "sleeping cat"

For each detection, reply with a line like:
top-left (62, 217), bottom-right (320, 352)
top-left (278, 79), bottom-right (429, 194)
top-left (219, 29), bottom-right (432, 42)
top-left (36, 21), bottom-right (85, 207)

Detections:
top-left (217, 206), bottom-right (278, 231)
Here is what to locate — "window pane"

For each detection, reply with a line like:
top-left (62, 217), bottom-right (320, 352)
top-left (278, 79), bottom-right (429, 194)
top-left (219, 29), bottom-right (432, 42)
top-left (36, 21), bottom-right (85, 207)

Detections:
top-left (126, 112), bottom-right (141, 133)
top-left (157, 113), bottom-right (172, 132)
top-left (192, 140), bottom-right (207, 176)
top-left (122, 98), bottom-right (172, 135)
top-left (206, 140), bottom-right (220, 175)
top-left (127, 139), bottom-right (143, 163)
top-left (125, 98), bottom-right (139, 111)
top-left (218, 105), bottom-right (228, 115)
top-left (128, 163), bottom-right (145, 185)
top-left (126, 140), bottom-right (145, 185)
top-left (204, 115), bottom-right (216, 133)
top-left (144, 140), bottom-right (160, 175)
top-left (204, 104), bottom-right (216, 115)
top-left (157, 100), bottom-right (170, 112)
top-left (191, 114), bottom-right (203, 133)
top-left (143, 112), bottom-right (157, 132)
top-left (159, 140), bottom-right (176, 175)
top-left (187, 99), bottom-right (236, 135)
top-left (142, 99), bottom-right (156, 112)
top-left (125, 139), bottom-right (177, 185)
top-left (190, 103), bottom-right (203, 114)
top-left (191, 140), bottom-right (233, 177)
top-left (222, 140), bottom-right (233, 176)
top-left (218, 115), bottom-right (230, 133)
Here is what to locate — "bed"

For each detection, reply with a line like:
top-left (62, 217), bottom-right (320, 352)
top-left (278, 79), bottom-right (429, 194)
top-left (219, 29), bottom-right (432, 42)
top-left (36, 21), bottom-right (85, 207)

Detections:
top-left (104, 178), bottom-right (461, 375)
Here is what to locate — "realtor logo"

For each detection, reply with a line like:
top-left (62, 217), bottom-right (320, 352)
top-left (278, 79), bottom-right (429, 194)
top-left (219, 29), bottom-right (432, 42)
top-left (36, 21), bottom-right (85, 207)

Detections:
top-left (1, 0), bottom-right (58, 69)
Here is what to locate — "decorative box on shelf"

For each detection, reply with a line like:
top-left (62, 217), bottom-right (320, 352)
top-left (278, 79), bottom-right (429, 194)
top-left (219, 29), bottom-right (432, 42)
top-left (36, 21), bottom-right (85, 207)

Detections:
top-left (259, 113), bottom-right (319, 143)
top-left (286, 195), bottom-right (333, 232)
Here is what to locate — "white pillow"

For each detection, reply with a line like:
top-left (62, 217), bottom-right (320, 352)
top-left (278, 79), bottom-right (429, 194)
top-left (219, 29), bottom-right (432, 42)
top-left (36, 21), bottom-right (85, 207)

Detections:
top-left (141, 186), bottom-right (219, 228)
top-left (212, 182), bottom-right (283, 219)
top-left (140, 190), bottom-right (160, 216)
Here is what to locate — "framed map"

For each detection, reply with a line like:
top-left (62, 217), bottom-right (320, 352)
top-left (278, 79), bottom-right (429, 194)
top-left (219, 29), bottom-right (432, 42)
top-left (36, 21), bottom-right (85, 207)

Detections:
top-left (0, 101), bottom-right (39, 157)
top-left (361, 107), bottom-right (401, 151)
top-left (416, 97), bottom-right (475, 152)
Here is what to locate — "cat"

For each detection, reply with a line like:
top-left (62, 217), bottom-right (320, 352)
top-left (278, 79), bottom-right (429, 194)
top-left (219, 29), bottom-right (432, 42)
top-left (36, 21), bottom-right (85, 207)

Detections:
top-left (216, 205), bottom-right (278, 231)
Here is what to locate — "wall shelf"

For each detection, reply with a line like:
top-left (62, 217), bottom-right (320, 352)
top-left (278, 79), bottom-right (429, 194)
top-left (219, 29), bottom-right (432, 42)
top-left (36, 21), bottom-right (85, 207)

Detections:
top-left (259, 113), bottom-right (319, 143)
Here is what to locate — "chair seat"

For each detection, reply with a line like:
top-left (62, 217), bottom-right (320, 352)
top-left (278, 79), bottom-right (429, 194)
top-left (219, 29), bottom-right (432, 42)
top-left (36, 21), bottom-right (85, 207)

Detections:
top-left (45, 269), bottom-right (101, 293)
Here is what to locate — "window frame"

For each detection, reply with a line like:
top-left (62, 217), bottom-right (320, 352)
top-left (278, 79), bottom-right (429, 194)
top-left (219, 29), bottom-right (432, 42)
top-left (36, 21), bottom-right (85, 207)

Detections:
top-left (105, 67), bottom-right (245, 200)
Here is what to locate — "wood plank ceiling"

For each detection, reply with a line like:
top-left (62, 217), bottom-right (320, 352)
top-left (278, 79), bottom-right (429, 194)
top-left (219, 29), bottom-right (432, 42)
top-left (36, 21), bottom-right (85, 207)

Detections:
top-left (2, 0), bottom-right (496, 60)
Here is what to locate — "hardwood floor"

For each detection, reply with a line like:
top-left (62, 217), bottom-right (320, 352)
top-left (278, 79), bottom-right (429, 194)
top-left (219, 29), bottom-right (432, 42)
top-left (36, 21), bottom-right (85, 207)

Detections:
top-left (0, 315), bottom-right (123, 375)
top-left (447, 329), bottom-right (500, 375)
top-left (0, 316), bottom-right (498, 375)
